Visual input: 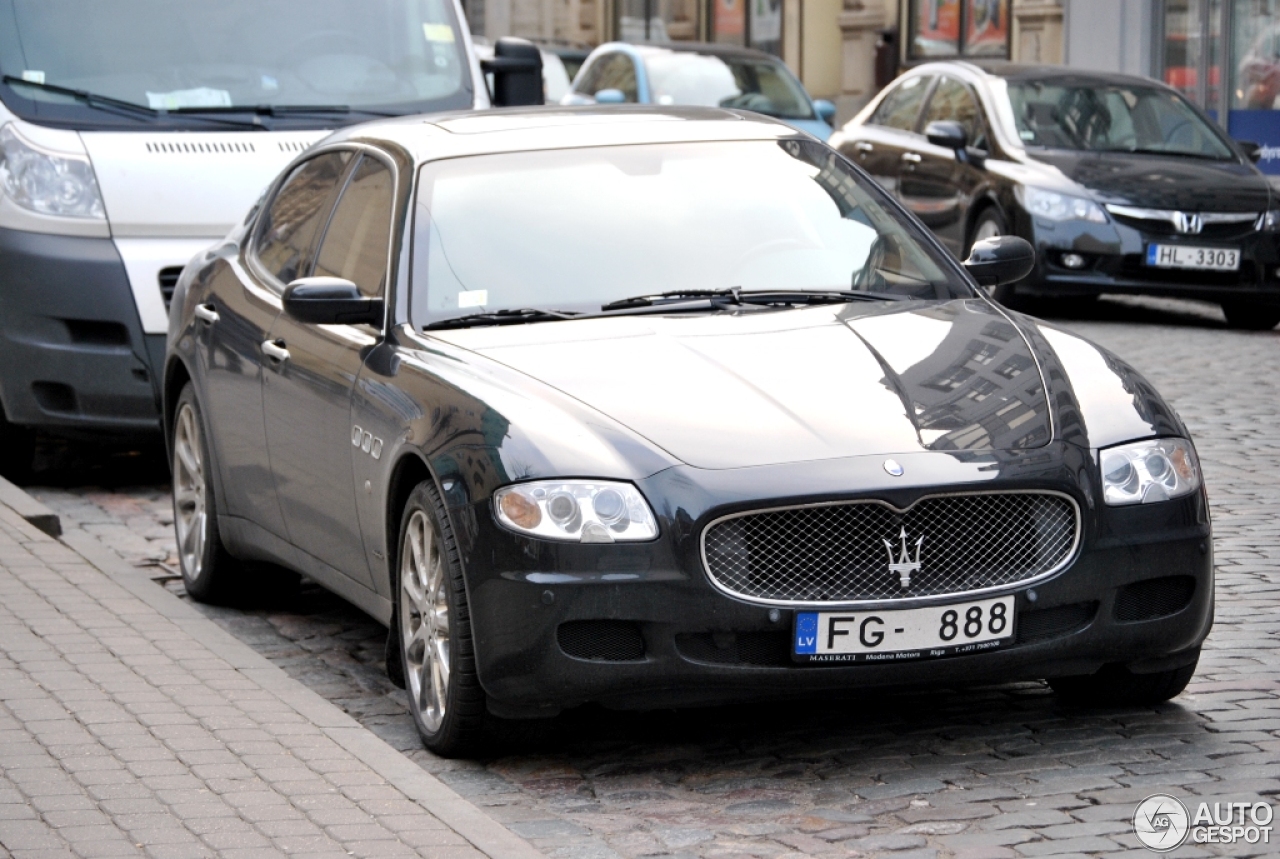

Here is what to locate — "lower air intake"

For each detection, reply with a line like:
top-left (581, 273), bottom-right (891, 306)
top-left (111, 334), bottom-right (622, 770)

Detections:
top-left (556, 620), bottom-right (645, 662)
top-left (1114, 576), bottom-right (1196, 622)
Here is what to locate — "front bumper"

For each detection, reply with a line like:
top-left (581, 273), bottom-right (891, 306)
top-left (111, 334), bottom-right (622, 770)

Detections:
top-left (1013, 210), bottom-right (1280, 305)
top-left (0, 227), bottom-right (163, 434)
top-left (454, 450), bottom-right (1214, 715)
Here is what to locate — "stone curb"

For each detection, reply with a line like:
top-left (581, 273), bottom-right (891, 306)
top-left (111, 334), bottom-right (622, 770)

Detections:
top-left (0, 473), bottom-right (61, 537)
top-left (0, 483), bottom-right (545, 859)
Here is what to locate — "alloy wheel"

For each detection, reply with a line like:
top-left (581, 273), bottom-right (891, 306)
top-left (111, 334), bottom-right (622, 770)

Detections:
top-left (172, 403), bottom-right (207, 580)
top-left (400, 509), bottom-right (451, 733)
top-left (973, 217), bottom-right (1002, 243)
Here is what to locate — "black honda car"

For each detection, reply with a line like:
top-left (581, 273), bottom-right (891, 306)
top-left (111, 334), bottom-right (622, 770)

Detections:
top-left (832, 62), bottom-right (1280, 328)
top-left (166, 107), bottom-right (1212, 757)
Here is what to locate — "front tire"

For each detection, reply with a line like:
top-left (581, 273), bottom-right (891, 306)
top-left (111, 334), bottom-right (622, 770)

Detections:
top-left (1048, 658), bottom-right (1197, 706)
top-left (171, 384), bottom-right (240, 603)
top-left (1221, 300), bottom-right (1280, 331)
top-left (397, 481), bottom-right (487, 757)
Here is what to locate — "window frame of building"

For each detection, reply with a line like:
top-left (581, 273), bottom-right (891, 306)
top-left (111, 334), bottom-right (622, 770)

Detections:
top-left (902, 0), bottom-right (1011, 64)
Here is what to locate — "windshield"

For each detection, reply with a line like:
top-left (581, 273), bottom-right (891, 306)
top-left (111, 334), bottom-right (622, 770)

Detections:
top-left (1007, 81), bottom-right (1235, 159)
top-left (644, 53), bottom-right (814, 119)
top-left (411, 140), bottom-right (964, 327)
top-left (0, 0), bottom-right (471, 127)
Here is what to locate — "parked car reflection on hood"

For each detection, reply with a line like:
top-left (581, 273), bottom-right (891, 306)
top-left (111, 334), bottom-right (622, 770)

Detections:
top-left (831, 61), bottom-right (1280, 329)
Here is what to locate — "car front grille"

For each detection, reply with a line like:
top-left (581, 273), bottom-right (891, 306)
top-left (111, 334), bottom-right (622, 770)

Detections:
top-left (701, 492), bottom-right (1079, 605)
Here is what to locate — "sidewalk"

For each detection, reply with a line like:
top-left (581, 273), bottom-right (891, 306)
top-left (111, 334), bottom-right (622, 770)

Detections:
top-left (0, 489), bottom-right (544, 859)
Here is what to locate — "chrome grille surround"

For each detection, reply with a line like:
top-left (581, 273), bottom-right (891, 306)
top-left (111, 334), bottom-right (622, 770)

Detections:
top-left (700, 491), bottom-right (1081, 607)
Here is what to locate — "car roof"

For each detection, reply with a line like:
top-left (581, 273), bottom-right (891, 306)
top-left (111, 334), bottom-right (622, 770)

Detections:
top-left (321, 105), bottom-right (799, 163)
top-left (910, 59), bottom-right (1175, 90)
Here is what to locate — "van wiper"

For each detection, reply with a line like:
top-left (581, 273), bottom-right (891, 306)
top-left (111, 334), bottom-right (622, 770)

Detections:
top-left (423, 308), bottom-right (580, 330)
top-left (171, 104), bottom-right (402, 118)
top-left (601, 288), bottom-right (909, 311)
top-left (1, 75), bottom-right (260, 128)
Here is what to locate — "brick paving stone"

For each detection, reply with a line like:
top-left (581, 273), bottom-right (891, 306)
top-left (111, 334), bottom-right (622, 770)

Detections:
top-left (20, 295), bottom-right (1280, 859)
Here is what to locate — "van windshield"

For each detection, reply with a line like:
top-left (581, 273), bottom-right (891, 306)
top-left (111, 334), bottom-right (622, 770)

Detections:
top-left (0, 0), bottom-right (472, 128)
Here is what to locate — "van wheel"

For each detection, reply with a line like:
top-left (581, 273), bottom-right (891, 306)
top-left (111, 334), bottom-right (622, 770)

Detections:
top-left (171, 383), bottom-right (242, 603)
top-left (1048, 659), bottom-right (1197, 706)
top-left (1221, 301), bottom-right (1280, 331)
top-left (397, 481), bottom-right (488, 757)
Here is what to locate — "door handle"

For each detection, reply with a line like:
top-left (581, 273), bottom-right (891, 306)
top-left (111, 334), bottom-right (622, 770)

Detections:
top-left (901, 152), bottom-right (922, 164)
top-left (854, 141), bottom-right (874, 154)
top-left (194, 303), bottom-right (219, 324)
top-left (261, 339), bottom-right (290, 363)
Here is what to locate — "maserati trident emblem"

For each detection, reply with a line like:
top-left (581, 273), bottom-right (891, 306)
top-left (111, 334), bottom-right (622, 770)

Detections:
top-left (884, 527), bottom-right (923, 589)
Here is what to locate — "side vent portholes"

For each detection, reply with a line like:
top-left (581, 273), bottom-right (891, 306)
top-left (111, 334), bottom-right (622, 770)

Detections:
top-left (144, 141), bottom-right (257, 154)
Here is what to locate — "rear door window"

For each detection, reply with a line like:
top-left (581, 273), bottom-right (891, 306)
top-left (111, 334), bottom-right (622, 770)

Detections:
top-left (254, 151), bottom-right (354, 289)
top-left (871, 75), bottom-right (934, 132)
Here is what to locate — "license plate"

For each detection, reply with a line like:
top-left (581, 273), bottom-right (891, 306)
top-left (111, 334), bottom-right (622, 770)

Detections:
top-left (1145, 244), bottom-right (1240, 271)
top-left (793, 596), bottom-right (1015, 664)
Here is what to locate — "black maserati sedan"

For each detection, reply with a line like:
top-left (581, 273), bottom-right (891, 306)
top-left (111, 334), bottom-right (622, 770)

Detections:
top-left (831, 62), bottom-right (1280, 328)
top-left (165, 106), bottom-right (1212, 756)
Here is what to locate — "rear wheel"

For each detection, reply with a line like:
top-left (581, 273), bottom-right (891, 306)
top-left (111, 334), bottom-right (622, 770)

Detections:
top-left (171, 384), bottom-right (241, 603)
top-left (1049, 658), bottom-right (1197, 706)
top-left (1221, 300), bottom-right (1280, 331)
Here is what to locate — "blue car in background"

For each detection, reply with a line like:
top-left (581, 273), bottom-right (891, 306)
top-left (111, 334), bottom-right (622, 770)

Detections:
top-left (562, 42), bottom-right (835, 138)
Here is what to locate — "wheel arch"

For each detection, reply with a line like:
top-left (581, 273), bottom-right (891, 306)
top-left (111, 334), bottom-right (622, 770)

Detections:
top-left (162, 356), bottom-right (193, 457)
top-left (964, 194), bottom-right (1008, 255)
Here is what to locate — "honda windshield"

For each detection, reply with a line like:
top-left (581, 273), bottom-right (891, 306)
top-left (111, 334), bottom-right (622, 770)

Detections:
top-left (0, 0), bottom-right (472, 129)
top-left (1008, 81), bottom-right (1235, 160)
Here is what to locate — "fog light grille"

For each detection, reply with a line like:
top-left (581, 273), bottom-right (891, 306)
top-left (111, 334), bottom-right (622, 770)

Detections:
top-left (1114, 576), bottom-right (1196, 622)
top-left (556, 620), bottom-right (645, 662)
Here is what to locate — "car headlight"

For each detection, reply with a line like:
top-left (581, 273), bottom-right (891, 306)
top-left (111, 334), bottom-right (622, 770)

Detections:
top-left (1017, 185), bottom-right (1107, 224)
top-left (0, 123), bottom-right (105, 219)
top-left (1100, 438), bottom-right (1201, 506)
top-left (1258, 209), bottom-right (1280, 231)
top-left (494, 480), bottom-right (658, 542)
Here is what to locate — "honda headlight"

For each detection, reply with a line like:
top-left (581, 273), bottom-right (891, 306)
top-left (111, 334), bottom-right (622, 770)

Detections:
top-left (494, 480), bottom-right (658, 543)
top-left (1258, 209), bottom-right (1280, 231)
top-left (1018, 185), bottom-right (1107, 224)
top-left (1100, 438), bottom-right (1201, 506)
top-left (0, 123), bottom-right (105, 218)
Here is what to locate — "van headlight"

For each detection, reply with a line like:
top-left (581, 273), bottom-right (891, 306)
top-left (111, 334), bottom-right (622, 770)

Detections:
top-left (494, 480), bottom-right (658, 542)
top-left (0, 123), bottom-right (105, 219)
top-left (1100, 438), bottom-right (1201, 506)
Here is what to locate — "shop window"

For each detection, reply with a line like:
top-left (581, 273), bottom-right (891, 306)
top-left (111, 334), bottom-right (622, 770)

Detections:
top-left (906, 0), bottom-right (1008, 61)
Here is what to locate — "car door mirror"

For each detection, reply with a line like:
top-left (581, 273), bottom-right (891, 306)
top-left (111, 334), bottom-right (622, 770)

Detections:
top-left (593, 88), bottom-right (626, 104)
top-left (283, 278), bottom-right (384, 326)
top-left (814, 99), bottom-right (837, 125)
top-left (925, 120), bottom-right (967, 150)
top-left (481, 37), bottom-right (543, 107)
top-left (963, 235), bottom-right (1035, 288)
top-left (1236, 139), bottom-right (1262, 163)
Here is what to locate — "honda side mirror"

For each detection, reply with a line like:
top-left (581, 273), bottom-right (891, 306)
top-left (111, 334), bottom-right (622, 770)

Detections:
top-left (482, 37), bottom-right (543, 107)
top-left (963, 235), bottom-right (1035, 288)
top-left (925, 120), bottom-right (967, 150)
top-left (283, 278), bottom-right (383, 326)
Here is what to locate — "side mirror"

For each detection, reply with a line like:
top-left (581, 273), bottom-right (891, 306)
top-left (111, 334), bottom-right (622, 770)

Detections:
top-left (925, 120), bottom-right (967, 150)
top-left (814, 99), bottom-right (837, 125)
top-left (1237, 140), bottom-right (1262, 164)
top-left (963, 235), bottom-right (1035, 288)
top-left (593, 88), bottom-right (626, 104)
top-left (481, 37), bottom-right (543, 107)
top-left (283, 278), bottom-right (383, 326)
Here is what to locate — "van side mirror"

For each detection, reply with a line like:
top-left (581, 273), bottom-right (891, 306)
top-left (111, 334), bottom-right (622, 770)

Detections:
top-left (482, 37), bottom-right (543, 107)
top-left (1237, 140), bottom-right (1262, 164)
top-left (283, 278), bottom-right (383, 326)
top-left (963, 235), bottom-right (1035, 288)
top-left (925, 120), bottom-right (967, 150)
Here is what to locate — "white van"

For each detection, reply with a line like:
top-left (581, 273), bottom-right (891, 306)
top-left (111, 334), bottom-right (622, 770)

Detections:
top-left (0, 0), bottom-right (539, 475)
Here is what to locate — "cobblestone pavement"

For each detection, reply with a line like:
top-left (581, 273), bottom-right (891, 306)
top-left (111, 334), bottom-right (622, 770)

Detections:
top-left (21, 296), bottom-right (1280, 859)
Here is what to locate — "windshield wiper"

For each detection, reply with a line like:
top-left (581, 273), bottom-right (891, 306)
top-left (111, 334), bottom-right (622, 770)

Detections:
top-left (171, 104), bottom-right (402, 118)
top-left (0, 75), bottom-right (265, 129)
top-left (601, 288), bottom-right (908, 312)
top-left (423, 308), bottom-right (580, 330)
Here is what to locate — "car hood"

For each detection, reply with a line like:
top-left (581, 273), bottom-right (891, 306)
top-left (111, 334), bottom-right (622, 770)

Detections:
top-left (1030, 149), bottom-right (1272, 211)
top-left (430, 299), bottom-right (1051, 470)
